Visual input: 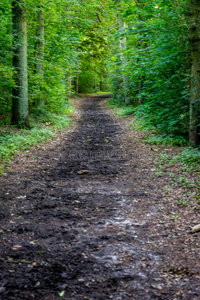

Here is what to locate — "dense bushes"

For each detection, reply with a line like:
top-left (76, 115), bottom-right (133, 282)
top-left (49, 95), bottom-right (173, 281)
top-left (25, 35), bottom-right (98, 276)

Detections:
top-left (110, 0), bottom-right (191, 141)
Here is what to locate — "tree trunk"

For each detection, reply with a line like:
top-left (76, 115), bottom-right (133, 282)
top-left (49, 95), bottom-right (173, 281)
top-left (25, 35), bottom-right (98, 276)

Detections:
top-left (189, 0), bottom-right (200, 146)
top-left (94, 76), bottom-right (97, 92)
top-left (67, 76), bottom-right (72, 97)
top-left (117, 1), bottom-right (129, 104)
top-left (36, 8), bottom-right (44, 107)
top-left (135, 0), bottom-right (146, 106)
top-left (74, 76), bottom-right (79, 94)
top-left (11, 0), bottom-right (29, 127)
top-left (100, 76), bottom-right (103, 92)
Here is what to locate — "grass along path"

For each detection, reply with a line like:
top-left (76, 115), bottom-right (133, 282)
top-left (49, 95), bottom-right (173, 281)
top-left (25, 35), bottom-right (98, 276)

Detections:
top-left (0, 105), bottom-right (74, 175)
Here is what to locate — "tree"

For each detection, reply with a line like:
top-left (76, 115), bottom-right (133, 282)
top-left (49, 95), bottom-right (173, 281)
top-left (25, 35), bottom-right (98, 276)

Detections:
top-left (189, 0), bottom-right (200, 147)
top-left (115, 0), bottom-right (129, 104)
top-left (118, 9), bottom-right (128, 104)
top-left (11, 0), bottom-right (29, 127)
top-left (36, 6), bottom-right (44, 107)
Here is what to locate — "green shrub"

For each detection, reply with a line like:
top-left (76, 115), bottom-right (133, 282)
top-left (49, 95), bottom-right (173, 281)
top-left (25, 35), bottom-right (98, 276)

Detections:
top-left (172, 148), bottom-right (200, 165)
top-left (0, 107), bottom-right (74, 169)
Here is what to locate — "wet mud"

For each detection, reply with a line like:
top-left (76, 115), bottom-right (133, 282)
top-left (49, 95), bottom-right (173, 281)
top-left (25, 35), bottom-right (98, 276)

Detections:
top-left (0, 96), bottom-right (199, 299)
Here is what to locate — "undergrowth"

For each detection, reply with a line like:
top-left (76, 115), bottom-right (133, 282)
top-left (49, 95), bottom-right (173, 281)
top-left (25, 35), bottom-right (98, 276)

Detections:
top-left (0, 105), bottom-right (74, 174)
top-left (106, 98), bottom-right (199, 166)
top-left (96, 91), bottom-right (112, 95)
top-left (171, 148), bottom-right (200, 165)
top-left (144, 135), bottom-right (187, 147)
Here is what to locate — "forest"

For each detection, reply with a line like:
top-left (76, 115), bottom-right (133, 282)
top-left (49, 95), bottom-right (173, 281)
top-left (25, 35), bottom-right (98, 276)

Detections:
top-left (1, 1), bottom-right (200, 299)
top-left (0, 0), bottom-right (200, 152)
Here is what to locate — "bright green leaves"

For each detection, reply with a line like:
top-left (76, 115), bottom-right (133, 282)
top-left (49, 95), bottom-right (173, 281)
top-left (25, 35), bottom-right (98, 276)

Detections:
top-left (110, 0), bottom-right (190, 138)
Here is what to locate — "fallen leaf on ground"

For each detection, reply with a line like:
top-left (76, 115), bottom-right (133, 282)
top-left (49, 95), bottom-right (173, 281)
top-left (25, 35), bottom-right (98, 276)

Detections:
top-left (191, 224), bottom-right (200, 233)
top-left (77, 170), bottom-right (89, 175)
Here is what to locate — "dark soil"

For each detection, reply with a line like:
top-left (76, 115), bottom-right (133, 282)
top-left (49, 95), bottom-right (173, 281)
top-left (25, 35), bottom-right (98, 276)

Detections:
top-left (0, 95), bottom-right (200, 300)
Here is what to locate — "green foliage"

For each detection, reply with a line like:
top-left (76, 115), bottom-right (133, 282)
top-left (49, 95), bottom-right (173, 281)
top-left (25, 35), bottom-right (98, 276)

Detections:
top-left (0, 1), bottom-right (13, 120)
top-left (96, 91), bottom-right (111, 95)
top-left (110, 0), bottom-right (190, 141)
top-left (78, 70), bottom-right (98, 94)
top-left (77, 12), bottom-right (114, 94)
top-left (116, 106), bottom-right (135, 116)
top-left (31, 107), bottom-right (73, 131)
top-left (106, 98), bottom-right (125, 109)
top-left (134, 99), bottom-right (189, 137)
top-left (0, 105), bottom-right (73, 167)
top-left (0, 0), bottom-right (198, 152)
top-left (0, 0), bottom-right (113, 124)
top-left (27, 0), bottom-right (78, 113)
top-left (145, 135), bottom-right (187, 146)
top-left (0, 128), bottom-right (56, 163)
top-left (172, 148), bottom-right (200, 165)
top-left (107, 97), bottom-right (188, 146)
top-left (106, 99), bottom-right (136, 116)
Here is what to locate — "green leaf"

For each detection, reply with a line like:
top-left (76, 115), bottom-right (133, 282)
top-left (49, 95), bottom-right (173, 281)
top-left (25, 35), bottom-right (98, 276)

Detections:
top-left (58, 291), bottom-right (65, 297)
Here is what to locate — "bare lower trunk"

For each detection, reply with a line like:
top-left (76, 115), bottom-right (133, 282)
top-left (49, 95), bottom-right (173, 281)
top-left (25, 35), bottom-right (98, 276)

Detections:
top-left (11, 0), bottom-right (29, 127)
top-left (36, 8), bottom-right (44, 107)
top-left (67, 76), bottom-right (72, 97)
top-left (94, 76), bottom-right (97, 92)
top-left (74, 76), bottom-right (79, 94)
top-left (100, 77), bottom-right (103, 91)
top-left (189, 0), bottom-right (200, 146)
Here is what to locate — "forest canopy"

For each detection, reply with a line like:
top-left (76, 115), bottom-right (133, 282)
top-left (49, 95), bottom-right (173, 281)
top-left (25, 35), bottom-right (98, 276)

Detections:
top-left (0, 0), bottom-right (200, 146)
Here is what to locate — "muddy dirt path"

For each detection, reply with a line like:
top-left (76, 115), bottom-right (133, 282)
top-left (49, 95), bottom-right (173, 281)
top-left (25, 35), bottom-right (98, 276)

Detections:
top-left (0, 96), bottom-right (200, 300)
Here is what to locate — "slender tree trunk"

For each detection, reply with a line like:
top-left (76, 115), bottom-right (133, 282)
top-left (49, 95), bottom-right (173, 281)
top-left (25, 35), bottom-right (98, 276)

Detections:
top-left (11, 0), bottom-right (29, 127)
top-left (36, 8), bottom-right (44, 107)
top-left (74, 76), bottom-right (79, 94)
top-left (117, 1), bottom-right (129, 104)
top-left (100, 76), bottom-right (103, 91)
top-left (189, 0), bottom-right (200, 146)
top-left (67, 76), bottom-right (72, 97)
top-left (94, 76), bottom-right (97, 92)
